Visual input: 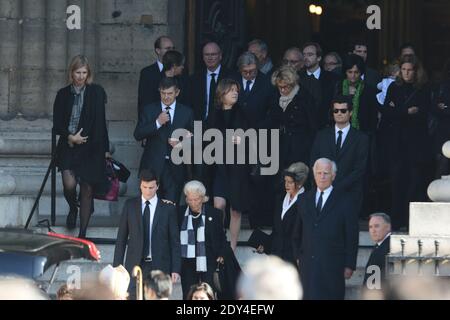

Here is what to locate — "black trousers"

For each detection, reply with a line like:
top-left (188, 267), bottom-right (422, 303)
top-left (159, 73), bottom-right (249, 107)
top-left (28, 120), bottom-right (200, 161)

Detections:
top-left (180, 258), bottom-right (215, 299)
top-left (159, 160), bottom-right (184, 204)
top-left (128, 260), bottom-right (154, 300)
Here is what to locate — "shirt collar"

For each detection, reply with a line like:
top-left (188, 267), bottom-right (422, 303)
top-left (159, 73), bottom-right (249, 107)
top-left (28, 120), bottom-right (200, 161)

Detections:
top-left (335, 124), bottom-right (351, 135)
top-left (161, 101), bottom-right (176, 111)
top-left (307, 67), bottom-right (321, 80)
top-left (317, 185), bottom-right (333, 196)
top-left (377, 232), bottom-right (391, 246)
top-left (142, 195), bottom-right (158, 207)
top-left (207, 65), bottom-right (221, 76)
top-left (157, 60), bottom-right (164, 72)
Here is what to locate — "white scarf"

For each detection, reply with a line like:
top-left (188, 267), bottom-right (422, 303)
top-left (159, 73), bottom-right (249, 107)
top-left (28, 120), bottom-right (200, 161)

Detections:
top-left (281, 188), bottom-right (304, 219)
top-left (279, 85), bottom-right (300, 111)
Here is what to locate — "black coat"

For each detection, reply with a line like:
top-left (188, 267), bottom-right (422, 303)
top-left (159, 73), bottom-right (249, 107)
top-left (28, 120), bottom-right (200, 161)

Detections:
top-left (188, 66), bottom-right (232, 127)
top-left (52, 83), bottom-right (109, 185)
top-left (310, 127), bottom-right (369, 193)
top-left (363, 235), bottom-right (390, 288)
top-left (334, 82), bottom-right (379, 135)
top-left (293, 188), bottom-right (359, 300)
top-left (431, 80), bottom-right (450, 153)
top-left (177, 205), bottom-right (227, 266)
top-left (113, 197), bottom-right (181, 275)
top-left (270, 193), bottom-right (303, 266)
top-left (137, 63), bottom-right (163, 117)
top-left (363, 67), bottom-right (382, 89)
top-left (134, 101), bottom-right (194, 179)
top-left (379, 83), bottom-right (432, 163)
top-left (212, 106), bottom-right (251, 211)
top-left (268, 90), bottom-right (318, 169)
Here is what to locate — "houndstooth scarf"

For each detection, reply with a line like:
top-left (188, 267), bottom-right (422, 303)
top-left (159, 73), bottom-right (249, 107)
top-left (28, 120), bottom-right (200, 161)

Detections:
top-left (180, 206), bottom-right (207, 272)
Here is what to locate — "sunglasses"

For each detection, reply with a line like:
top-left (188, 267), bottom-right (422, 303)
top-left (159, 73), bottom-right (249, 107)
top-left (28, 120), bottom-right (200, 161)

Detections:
top-left (333, 109), bottom-right (349, 114)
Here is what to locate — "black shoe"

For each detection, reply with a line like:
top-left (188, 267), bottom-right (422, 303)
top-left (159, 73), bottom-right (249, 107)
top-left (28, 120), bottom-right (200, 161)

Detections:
top-left (66, 209), bottom-right (78, 230)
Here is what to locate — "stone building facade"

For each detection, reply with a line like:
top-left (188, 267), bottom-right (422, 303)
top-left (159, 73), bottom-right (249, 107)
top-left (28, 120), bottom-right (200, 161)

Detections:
top-left (0, 0), bottom-right (185, 227)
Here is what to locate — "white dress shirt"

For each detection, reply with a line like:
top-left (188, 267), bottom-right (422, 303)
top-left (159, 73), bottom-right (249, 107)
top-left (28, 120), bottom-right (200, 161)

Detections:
top-left (281, 188), bottom-right (305, 219)
top-left (156, 101), bottom-right (176, 129)
top-left (242, 77), bottom-right (255, 92)
top-left (307, 67), bottom-right (322, 80)
top-left (157, 60), bottom-right (164, 72)
top-left (142, 195), bottom-right (158, 258)
top-left (335, 124), bottom-right (351, 148)
top-left (316, 186), bottom-right (333, 210)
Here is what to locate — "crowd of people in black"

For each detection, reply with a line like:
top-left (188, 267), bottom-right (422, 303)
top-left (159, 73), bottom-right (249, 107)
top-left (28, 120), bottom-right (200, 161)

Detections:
top-left (51, 36), bottom-right (450, 299)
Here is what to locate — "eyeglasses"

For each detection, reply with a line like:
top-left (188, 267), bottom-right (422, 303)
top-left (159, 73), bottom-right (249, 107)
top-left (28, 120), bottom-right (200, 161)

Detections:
top-left (333, 109), bottom-right (349, 114)
top-left (241, 68), bottom-right (257, 75)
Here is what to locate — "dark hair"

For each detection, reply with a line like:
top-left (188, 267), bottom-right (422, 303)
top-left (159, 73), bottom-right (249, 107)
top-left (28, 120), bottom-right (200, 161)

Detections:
top-left (139, 169), bottom-right (159, 184)
top-left (302, 42), bottom-right (323, 58)
top-left (396, 54), bottom-right (427, 88)
top-left (351, 40), bottom-right (368, 51)
top-left (186, 282), bottom-right (215, 300)
top-left (332, 95), bottom-right (354, 111)
top-left (154, 36), bottom-right (171, 50)
top-left (214, 78), bottom-right (240, 108)
top-left (159, 76), bottom-right (179, 90)
top-left (144, 270), bottom-right (172, 299)
top-left (342, 54), bottom-right (366, 76)
top-left (162, 50), bottom-right (184, 72)
top-left (399, 42), bottom-right (416, 55)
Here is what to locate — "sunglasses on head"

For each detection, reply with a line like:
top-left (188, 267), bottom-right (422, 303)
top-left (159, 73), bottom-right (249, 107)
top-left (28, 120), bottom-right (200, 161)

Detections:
top-left (333, 109), bottom-right (349, 114)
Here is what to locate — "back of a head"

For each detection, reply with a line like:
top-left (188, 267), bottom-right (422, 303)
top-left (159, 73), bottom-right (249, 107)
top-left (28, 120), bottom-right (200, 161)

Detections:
top-left (144, 270), bottom-right (172, 300)
top-left (98, 264), bottom-right (130, 300)
top-left (237, 256), bottom-right (303, 300)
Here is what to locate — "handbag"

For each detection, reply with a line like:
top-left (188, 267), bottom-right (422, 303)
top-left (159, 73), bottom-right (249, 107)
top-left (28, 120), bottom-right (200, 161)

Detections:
top-left (94, 159), bottom-right (119, 201)
top-left (213, 262), bottom-right (223, 294)
top-left (110, 158), bottom-right (131, 183)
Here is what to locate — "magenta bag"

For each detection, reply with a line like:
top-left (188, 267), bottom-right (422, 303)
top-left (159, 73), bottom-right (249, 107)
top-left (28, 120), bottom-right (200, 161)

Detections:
top-left (94, 159), bottom-right (119, 201)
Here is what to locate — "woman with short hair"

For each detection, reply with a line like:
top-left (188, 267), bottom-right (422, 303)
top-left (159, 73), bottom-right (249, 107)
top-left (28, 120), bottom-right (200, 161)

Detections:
top-left (178, 180), bottom-right (227, 299)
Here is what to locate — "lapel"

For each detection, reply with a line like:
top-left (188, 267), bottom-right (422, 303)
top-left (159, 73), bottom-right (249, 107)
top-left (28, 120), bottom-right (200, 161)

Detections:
top-left (327, 128), bottom-right (338, 158)
top-left (134, 197), bottom-right (143, 237)
top-left (151, 199), bottom-right (163, 235)
top-left (171, 102), bottom-right (182, 130)
top-left (338, 127), bottom-right (356, 159)
top-left (316, 188), bottom-right (338, 221)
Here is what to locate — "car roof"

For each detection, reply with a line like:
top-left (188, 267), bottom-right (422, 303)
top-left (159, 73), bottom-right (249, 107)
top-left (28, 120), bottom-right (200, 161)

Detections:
top-left (0, 228), bottom-right (100, 278)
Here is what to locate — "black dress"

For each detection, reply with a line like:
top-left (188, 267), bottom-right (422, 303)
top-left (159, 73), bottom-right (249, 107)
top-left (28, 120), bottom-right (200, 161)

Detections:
top-left (212, 106), bottom-right (250, 212)
top-left (53, 83), bottom-right (110, 186)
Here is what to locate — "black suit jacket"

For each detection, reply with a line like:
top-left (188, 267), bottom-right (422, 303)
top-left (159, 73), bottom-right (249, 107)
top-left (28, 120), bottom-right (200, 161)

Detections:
top-left (232, 72), bottom-right (275, 129)
top-left (134, 101), bottom-right (194, 177)
top-left (310, 127), bottom-right (369, 193)
top-left (113, 197), bottom-right (181, 275)
top-left (137, 63), bottom-right (163, 117)
top-left (188, 66), bottom-right (231, 126)
top-left (363, 235), bottom-right (390, 287)
top-left (293, 188), bottom-right (359, 300)
top-left (177, 205), bottom-right (227, 267)
top-left (363, 67), bottom-right (382, 89)
top-left (271, 193), bottom-right (303, 265)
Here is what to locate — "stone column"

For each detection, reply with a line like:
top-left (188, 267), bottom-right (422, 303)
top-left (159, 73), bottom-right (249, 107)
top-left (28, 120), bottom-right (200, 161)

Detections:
top-left (0, 0), bottom-right (21, 117)
top-left (46, 0), bottom-right (69, 115)
top-left (20, 0), bottom-right (47, 117)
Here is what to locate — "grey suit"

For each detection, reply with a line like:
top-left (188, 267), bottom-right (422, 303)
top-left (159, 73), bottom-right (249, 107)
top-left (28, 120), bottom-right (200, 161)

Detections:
top-left (113, 197), bottom-right (181, 275)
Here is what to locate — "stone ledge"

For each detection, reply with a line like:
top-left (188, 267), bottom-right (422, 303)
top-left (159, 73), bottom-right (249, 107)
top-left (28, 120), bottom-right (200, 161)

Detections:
top-left (410, 202), bottom-right (450, 237)
top-left (0, 196), bottom-right (36, 228)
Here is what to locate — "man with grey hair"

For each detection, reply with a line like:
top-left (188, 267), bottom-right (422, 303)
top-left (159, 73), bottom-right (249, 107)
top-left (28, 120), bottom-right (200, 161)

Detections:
top-left (363, 212), bottom-right (391, 290)
top-left (293, 158), bottom-right (359, 299)
top-left (248, 39), bottom-right (273, 76)
top-left (232, 51), bottom-right (276, 227)
top-left (237, 255), bottom-right (303, 300)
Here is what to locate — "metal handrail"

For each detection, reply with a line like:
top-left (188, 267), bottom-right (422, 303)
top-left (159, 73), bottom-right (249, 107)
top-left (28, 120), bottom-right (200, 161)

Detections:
top-left (24, 129), bottom-right (57, 229)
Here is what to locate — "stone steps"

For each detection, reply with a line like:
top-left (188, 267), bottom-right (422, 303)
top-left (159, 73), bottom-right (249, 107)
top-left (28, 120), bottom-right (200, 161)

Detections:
top-left (34, 224), bottom-right (372, 299)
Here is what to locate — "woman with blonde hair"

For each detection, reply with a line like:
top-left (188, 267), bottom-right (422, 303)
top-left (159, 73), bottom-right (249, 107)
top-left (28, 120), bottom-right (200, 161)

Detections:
top-left (53, 55), bottom-right (110, 238)
top-left (186, 282), bottom-right (216, 300)
top-left (178, 180), bottom-right (227, 299)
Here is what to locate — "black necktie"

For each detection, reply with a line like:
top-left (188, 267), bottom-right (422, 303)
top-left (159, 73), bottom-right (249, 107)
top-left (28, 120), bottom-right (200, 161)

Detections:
top-left (165, 106), bottom-right (171, 124)
top-left (245, 80), bottom-right (252, 93)
top-left (143, 201), bottom-right (151, 258)
top-left (336, 130), bottom-right (343, 154)
top-left (207, 73), bottom-right (217, 119)
top-left (316, 191), bottom-right (324, 214)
